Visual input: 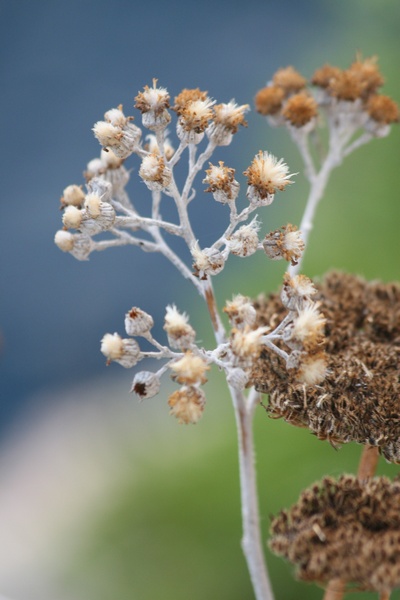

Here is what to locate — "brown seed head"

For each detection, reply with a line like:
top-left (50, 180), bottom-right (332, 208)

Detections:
top-left (173, 88), bottom-right (208, 115)
top-left (366, 94), bottom-right (400, 124)
top-left (272, 66), bottom-right (307, 95)
top-left (282, 92), bottom-right (318, 127)
top-left (254, 85), bottom-right (285, 115)
top-left (311, 64), bottom-right (343, 89)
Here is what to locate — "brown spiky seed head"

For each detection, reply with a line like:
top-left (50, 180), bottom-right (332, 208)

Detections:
top-left (168, 386), bottom-right (206, 424)
top-left (173, 88), bottom-right (208, 115)
top-left (270, 475), bottom-right (400, 593)
top-left (366, 94), bottom-right (400, 124)
top-left (254, 85), bottom-right (285, 116)
top-left (272, 66), bottom-right (307, 95)
top-left (282, 92), bottom-right (318, 127)
top-left (311, 64), bottom-right (342, 89)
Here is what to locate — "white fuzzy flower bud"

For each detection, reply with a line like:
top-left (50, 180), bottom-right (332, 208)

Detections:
top-left (227, 219), bottom-right (260, 257)
top-left (61, 184), bottom-right (85, 208)
top-left (93, 106), bottom-right (141, 159)
top-left (100, 333), bottom-right (141, 368)
top-left (54, 230), bottom-right (74, 252)
top-left (125, 307), bottom-right (154, 336)
top-left (54, 230), bottom-right (92, 260)
top-left (291, 303), bottom-right (326, 347)
top-left (139, 152), bottom-right (172, 191)
top-left (263, 224), bottom-right (304, 266)
top-left (206, 100), bottom-right (249, 145)
top-left (244, 151), bottom-right (295, 206)
top-left (170, 351), bottom-right (209, 385)
top-left (85, 153), bottom-right (130, 194)
top-left (281, 273), bottom-right (317, 311)
top-left (84, 193), bottom-right (116, 231)
top-left (226, 367), bottom-right (249, 390)
top-left (164, 305), bottom-right (196, 350)
top-left (168, 385), bottom-right (206, 425)
top-left (224, 294), bottom-right (257, 328)
top-left (191, 242), bottom-right (225, 278)
top-left (203, 162), bottom-right (240, 204)
top-left (131, 371), bottom-right (161, 399)
top-left (230, 326), bottom-right (268, 363)
top-left (134, 80), bottom-right (171, 131)
top-left (62, 205), bottom-right (83, 229)
top-left (295, 353), bottom-right (327, 385)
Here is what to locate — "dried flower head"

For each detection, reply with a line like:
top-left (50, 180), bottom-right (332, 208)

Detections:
top-left (263, 224), bottom-right (304, 266)
top-left (230, 325), bottom-right (268, 364)
top-left (54, 230), bottom-right (92, 260)
top-left (125, 307), bottom-right (154, 336)
top-left (311, 64), bottom-right (343, 89)
top-left (280, 272), bottom-right (318, 310)
top-left (173, 88), bottom-right (208, 115)
top-left (227, 218), bottom-right (260, 257)
top-left (348, 55), bottom-right (384, 97)
top-left (244, 151), bottom-right (295, 205)
top-left (100, 333), bottom-right (141, 368)
top-left (139, 152), bottom-right (172, 191)
top-left (178, 97), bottom-right (215, 135)
top-left (224, 294), bottom-right (257, 329)
top-left (251, 271), bottom-right (400, 461)
top-left (282, 91), bottom-right (318, 128)
top-left (254, 85), bottom-right (285, 116)
top-left (366, 94), bottom-right (400, 125)
top-left (168, 386), bottom-right (206, 424)
top-left (60, 184), bottom-right (85, 208)
top-left (163, 305), bottom-right (196, 350)
top-left (203, 162), bottom-right (239, 203)
top-left (131, 371), bottom-right (161, 400)
top-left (270, 475), bottom-right (400, 594)
top-left (170, 351), bottom-right (209, 385)
top-left (93, 105), bottom-right (141, 159)
top-left (207, 100), bottom-right (249, 145)
top-left (191, 242), bottom-right (225, 279)
top-left (134, 79), bottom-right (171, 131)
top-left (272, 66), bottom-right (307, 95)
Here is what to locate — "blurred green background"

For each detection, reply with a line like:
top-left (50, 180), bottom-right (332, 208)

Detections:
top-left (1, 1), bottom-right (400, 599)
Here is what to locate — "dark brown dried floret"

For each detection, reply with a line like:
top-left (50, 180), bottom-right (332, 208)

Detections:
top-left (269, 475), bottom-right (400, 593)
top-left (251, 272), bottom-right (400, 462)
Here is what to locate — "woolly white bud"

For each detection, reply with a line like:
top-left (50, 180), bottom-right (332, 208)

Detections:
top-left (100, 333), bottom-right (141, 368)
top-left (296, 353), bottom-right (327, 385)
top-left (61, 185), bottom-right (85, 208)
top-left (62, 205), bottom-right (83, 229)
top-left (139, 152), bottom-right (172, 191)
top-left (203, 162), bottom-right (239, 204)
top-left (227, 219), bottom-right (260, 257)
top-left (93, 108), bottom-right (141, 159)
top-left (164, 305), bottom-right (196, 350)
top-left (135, 80), bottom-right (171, 131)
top-left (54, 230), bottom-right (74, 252)
top-left (125, 307), bottom-right (154, 336)
top-left (224, 294), bottom-right (257, 328)
top-left (226, 367), bottom-right (249, 390)
top-left (206, 100), bottom-right (249, 145)
top-left (191, 242), bottom-right (225, 278)
top-left (54, 230), bottom-right (92, 260)
top-left (131, 371), bottom-right (161, 399)
top-left (83, 193), bottom-right (116, 230)
top-left (244, 151), bottom-right (295, 206)
top-left (281, 273), bottom-right (317, 311)
top-left (170, 351), bottom-right (209, 385)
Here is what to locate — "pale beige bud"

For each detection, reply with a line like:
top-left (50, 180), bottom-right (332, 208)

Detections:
top-left (203, 161), bottom-right (239, 203)
top-left (191, 242), bottom-right (225, 278)
top-left (62, 205), bottom-right (83, 229)
top-left (100, 333), bottom-right (141, 368)
top-left (228, 219), bottom-right (260, 257)
top-left (61, 184), bottom-right (85, 208)
top-left (295, 353), bottom-right (328, 385)
top-left (54, 230), bottom-right (74, 252)
top-left (170, 351), bottom-right (209, 385)
top-left (135, 80), bottom-right (171, 131)
top-left (230, 326), bottom-right (267, 362)
top-left (164, 305), bottom-right (196, 350)
top-left (281, 273), bottom-right (317, 310)
top-left (139, 152), bottom-right (172, 191)
top-left (125, 307), bottom-right (154, 336)
top-left (224, 294), bottom-right (257, 328)
top-left (168, 386), bottom-right (206, 425)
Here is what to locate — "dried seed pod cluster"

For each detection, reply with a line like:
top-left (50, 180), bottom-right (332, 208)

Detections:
top-left (270, 475), bottom-right (400, 594)
top-left (251, 271), bottom-right (400, 462)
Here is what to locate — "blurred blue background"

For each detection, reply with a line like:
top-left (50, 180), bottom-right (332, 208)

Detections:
top-left (0, 1), bottom-right (399, 599)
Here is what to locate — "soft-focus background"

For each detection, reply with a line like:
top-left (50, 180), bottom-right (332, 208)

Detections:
top-left (1, 1), bottom-right (400, 598)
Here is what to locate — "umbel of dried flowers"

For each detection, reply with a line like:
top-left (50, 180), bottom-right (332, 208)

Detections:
top-left (269, 475), bottom-right (400, 594)
top-left (250, 271), bottom-right (400, 462)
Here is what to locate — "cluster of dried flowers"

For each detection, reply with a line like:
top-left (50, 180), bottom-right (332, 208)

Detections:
top-left (55, 57), bottom-right (399, 600)
top-left (269, 475), bottom-right (400, 594)
top-left (54, 79), bottom-right (322, 425)
top-left (255, 57), bottom-right (399, 135)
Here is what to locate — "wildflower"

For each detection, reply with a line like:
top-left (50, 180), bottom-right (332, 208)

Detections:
top-left (125, 307), bottom-right (154, 336)
top-left (272, 66), bottom-right (307, 95)
top-left (207, 100), bottom-right (249, 145)
top-left (263, 224), bottom-right (304, 266)
top-left (244, 151), bottom-right (295, 205)
top-left (168, 386), bottom-right (206, 424)
top-left (84, 192), bottom-right (116, 229)
top-left (131, 371), bottom-right (161, 400)
top-left (224, 294), bottom-right (257, 328)
top-left (280, 272), bottom-right (317, 310)
top-left (173, 88), bottom-right (208, 115)
top-left (251, 272), bottom-right (400, 461)
top-left (100, 332), bottom-right (141, 368)
top-left (254, 85), bottom-right (285, 116)
top-left (139, 152), bottom-right (172, 191)
top-left (348, 55), bottom-right (384, 97)
top-left (203, 161), bottom-right (239, 204)
top-left (270, 475), bottom-right (400, 594)
top-left (163, 305), bottom-right (196, 350)
top-left (311, 64), bottom-right (342, 89)
top-left (227, 218), bottom-right (260, 257)
top-left (60, 184), bottom-right (85, 208)
top-left (93, 105), bottom-right (141, 159)
top-left (191, 242), bottom-right (225, 278)
top-left (134, 79), bottom-right (171, 131)
top-left (62, 205), bottom-right (83, 230)
top-left (176, 96), bottom-right (215, 143)
top-left (54, 230), bottom-right (92, 261)
top-left (366, 94), bottom-right (399, 125)
top-left (282, 91), bottom-right (318, 128)
top-left (170, 351), bottom-right (209, 385)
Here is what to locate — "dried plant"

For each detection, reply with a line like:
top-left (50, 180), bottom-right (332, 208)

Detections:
top-left (55, 57), bottom-right (398, 599)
